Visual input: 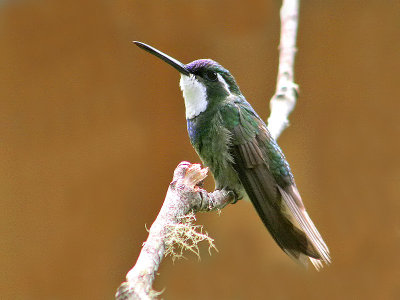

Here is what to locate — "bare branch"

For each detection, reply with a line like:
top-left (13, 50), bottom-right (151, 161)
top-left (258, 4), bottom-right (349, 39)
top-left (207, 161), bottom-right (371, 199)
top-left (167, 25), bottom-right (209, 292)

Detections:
top-left (267, 0), bottom-right (300, 139)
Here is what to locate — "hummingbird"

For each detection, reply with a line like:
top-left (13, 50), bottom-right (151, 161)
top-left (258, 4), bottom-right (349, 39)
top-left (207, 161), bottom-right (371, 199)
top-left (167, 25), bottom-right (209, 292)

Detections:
top-left (134, 41), bottom-right (331, 269)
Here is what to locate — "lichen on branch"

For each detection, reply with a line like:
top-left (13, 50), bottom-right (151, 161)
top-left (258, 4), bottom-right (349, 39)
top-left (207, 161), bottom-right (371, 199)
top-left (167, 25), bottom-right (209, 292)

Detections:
top-left (164, 211), bottom-right (218, 262)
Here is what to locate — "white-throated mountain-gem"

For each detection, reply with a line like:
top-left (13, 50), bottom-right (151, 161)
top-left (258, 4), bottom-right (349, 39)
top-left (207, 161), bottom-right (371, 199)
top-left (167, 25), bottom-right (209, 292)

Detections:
top-left (134, 41), bottom-right (331, 269)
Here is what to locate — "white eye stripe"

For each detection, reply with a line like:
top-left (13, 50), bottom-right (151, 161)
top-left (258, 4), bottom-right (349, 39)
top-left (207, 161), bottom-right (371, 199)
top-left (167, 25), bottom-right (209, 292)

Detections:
top-left (217, 73), bottom-right (231, 95)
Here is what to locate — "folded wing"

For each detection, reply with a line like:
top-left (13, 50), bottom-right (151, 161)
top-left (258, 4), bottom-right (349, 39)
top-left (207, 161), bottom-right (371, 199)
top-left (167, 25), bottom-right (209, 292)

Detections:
top-left (228, 104), bottom-right (331, 269)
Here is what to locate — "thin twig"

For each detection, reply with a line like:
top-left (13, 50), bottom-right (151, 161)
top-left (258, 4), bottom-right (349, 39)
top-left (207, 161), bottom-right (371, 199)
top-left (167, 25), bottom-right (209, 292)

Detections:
top-left (267, 0), bottom-right (300, 139)
top-left (116, 1), bottom-right (300, 298)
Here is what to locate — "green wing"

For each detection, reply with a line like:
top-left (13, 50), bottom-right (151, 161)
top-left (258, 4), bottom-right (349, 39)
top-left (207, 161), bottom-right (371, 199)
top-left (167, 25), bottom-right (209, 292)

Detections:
top-left (221, 100), bottom-right (331, 268)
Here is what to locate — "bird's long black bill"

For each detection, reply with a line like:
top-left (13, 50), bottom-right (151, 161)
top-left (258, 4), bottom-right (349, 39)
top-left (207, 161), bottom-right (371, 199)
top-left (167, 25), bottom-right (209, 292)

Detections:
top-left (133, 41), bottom-right (190, 76)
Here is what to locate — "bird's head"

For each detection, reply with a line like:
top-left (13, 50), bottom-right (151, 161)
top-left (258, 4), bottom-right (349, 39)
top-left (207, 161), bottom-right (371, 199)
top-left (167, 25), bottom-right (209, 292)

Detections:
top-left (134, 41), bottom-right (241, 119)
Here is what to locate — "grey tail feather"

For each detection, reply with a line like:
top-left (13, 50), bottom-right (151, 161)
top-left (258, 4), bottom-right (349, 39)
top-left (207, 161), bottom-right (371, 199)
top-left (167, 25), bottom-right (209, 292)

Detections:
top-left (278, 185), bottom-right (331, 270)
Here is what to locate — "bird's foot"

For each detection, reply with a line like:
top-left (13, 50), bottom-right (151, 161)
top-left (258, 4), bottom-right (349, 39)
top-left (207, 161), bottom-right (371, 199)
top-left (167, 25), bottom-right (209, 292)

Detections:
top-left (228, 190), bottom-right (241, 204)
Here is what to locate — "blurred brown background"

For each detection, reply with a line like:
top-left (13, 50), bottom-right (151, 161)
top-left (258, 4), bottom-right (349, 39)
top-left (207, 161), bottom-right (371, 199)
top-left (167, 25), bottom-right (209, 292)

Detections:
top-left (1, 0), bottom-right (399, 299)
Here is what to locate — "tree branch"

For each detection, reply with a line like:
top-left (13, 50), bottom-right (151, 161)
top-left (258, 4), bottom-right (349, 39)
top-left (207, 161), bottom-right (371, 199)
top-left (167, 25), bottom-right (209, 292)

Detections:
top-left (115, 163), bottom-right (234, 300)
top-left (267, 0), bottom-right (300, 139)
top-left (116, 1), bottom-right (300, 298)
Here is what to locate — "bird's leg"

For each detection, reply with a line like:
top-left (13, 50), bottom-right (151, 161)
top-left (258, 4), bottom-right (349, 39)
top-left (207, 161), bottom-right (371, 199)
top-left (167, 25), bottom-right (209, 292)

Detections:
top-left (227, 189), bottom-right (243, 204)
top-left (196, 189), bottom-right (236, 212)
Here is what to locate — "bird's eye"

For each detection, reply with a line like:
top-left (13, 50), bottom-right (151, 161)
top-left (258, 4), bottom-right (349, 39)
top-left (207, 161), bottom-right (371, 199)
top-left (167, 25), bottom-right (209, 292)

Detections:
top-left (204, 70), bottom-right (218, 81)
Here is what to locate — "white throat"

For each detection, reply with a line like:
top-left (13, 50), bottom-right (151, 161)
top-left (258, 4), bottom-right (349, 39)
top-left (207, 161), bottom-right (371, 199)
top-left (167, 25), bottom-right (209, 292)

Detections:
top-left (179, 74), bottom-right (208, 119)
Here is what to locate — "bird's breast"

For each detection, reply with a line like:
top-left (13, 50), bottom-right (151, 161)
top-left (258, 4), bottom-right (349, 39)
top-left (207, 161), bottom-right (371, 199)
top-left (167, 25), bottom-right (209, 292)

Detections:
top-left (186, 112), bottom-right (241, 192)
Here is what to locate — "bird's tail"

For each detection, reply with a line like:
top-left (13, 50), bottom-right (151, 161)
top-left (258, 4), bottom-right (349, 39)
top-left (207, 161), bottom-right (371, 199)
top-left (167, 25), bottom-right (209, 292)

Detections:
top-left (278, 185), bottom-right (331, 270)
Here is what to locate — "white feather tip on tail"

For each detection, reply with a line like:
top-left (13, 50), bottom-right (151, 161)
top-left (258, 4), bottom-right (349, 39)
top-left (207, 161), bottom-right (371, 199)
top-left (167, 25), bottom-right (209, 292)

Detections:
top-left (278, 185), bottom-right (332, 270)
